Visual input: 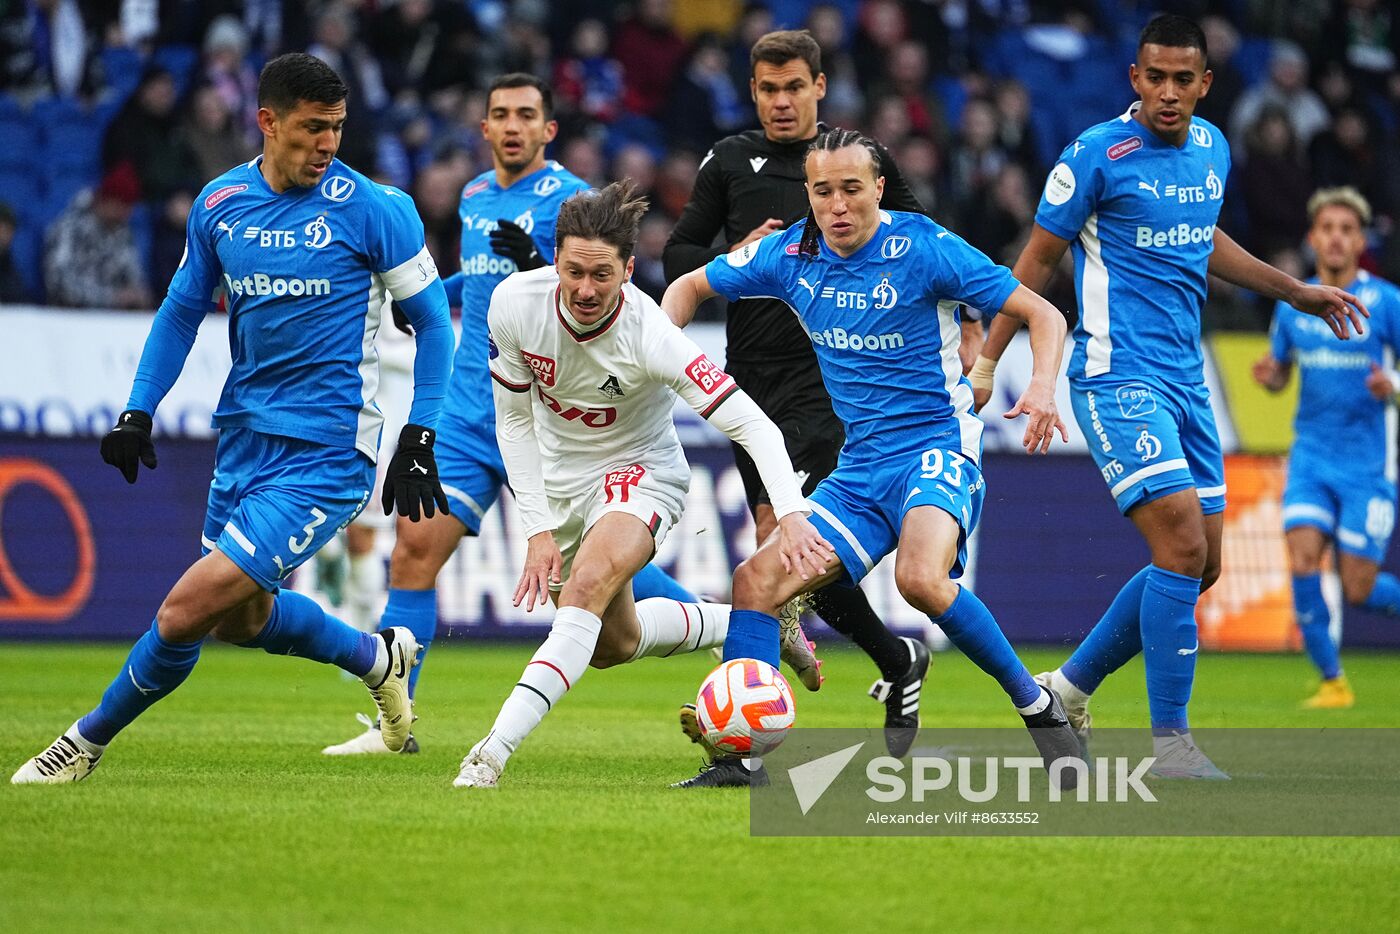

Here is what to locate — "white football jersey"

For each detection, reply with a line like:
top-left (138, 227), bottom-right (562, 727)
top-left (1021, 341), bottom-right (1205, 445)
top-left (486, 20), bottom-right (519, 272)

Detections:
top-left (487, 267), bottom-right (738, 504)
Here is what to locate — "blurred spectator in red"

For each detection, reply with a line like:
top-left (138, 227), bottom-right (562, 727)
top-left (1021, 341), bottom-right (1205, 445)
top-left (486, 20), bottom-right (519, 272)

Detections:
top-left (554, 19), bottom-right (625, 124)
top-left (102, 68), bottom-right (199, 202)
top-left (1242, 107), bottom-right (1311, 258)
top-left (869, 40), bottom-right (946, 144)
top-left (44, 163), bottom-right (151, 310)
top-left (614, 0), bottom-right (689, 118)
top-left (665, 34), bottom-right (750, 152)
top-left (0, 202), bottom-right (30, 304)
top-left (201, 14), bottom-right (260, 148)
top-left (1230, 40), bottom-right (1330, 154)
top-left (653, 149), bottom-right (700, 221)
top-left (177, 84), bottom-right (257, 185)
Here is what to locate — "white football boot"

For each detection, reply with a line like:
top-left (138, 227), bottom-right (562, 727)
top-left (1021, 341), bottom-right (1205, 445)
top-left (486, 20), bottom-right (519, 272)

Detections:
top-left (12, 733), bottom-right (102, 785)
top-left (1149, 731), bottom-right (1230, 780)
top-left (322, 712), bottom-right (419, 755)
top-left (1035, 669), bottom-right (1092, 751)
top-left (453, 743), bottom-right (504, 789)
top-left (364, 627), bottom-right (420, 752)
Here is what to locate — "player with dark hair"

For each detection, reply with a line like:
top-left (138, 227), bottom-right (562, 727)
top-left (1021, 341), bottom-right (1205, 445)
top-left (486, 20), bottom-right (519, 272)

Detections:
top-left (453, 181), bottom-right (826, 789)
top-left (665, 128), bottom-right (1084, 789)
top-left (320, 73), bottom-right (702, 755)
top-left (663, 29), bottom-right (968, 779)
top-left (13, 52), bottom-right (454, 784)
top-left (1254, 187), bottom-right (1400, 709)
top-left (970, 15), bottom-right (1367, 777)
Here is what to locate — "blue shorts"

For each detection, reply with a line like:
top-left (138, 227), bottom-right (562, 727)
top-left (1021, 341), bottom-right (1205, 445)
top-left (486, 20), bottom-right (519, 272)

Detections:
top-left (1283, 457), bottom-right (1396, 563)
top-left (434, 408), bottom-right (508, 535)
top-left (203, 428), bottom-right (374, 591)
top-left (1070, 375), bottom-right (1226, 516)
top-left (806, 445), bottom-right (985, 587)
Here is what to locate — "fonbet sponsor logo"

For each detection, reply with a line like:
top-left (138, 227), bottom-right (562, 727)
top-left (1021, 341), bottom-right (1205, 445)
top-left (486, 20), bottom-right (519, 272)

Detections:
top-left (786, 742), bottom-right (1158, 815)
top-left (1084, 391), bottom-right (1113, 453)
top-left (1134, 222), bottom-right (1215, 249)
top-left (222, 272), bottom-right (331, 297)
top-left (811, 327), bottom-right (906, 352)
top-left (461, 253), bottom-right (520, 276)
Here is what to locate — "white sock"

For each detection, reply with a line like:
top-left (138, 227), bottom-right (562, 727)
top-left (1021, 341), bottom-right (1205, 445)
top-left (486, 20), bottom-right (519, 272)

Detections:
top-left (345, 552), bottom-right (385, 633)
top-left (361, 633), bottom-right (389, 686)
top-left (1051, 668), bottom-right (1091, 705)
top-left (478, 606), bottom-right (602, 766)
top-left (67, 722), bottom-right (106, 755)
top-left (628, 600), bottom-right (731, 661)
top-left (1016, 686), bottom-right (1051, 716)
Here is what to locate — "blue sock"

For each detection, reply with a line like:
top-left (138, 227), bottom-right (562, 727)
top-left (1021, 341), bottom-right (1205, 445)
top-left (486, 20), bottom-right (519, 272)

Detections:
top-left (1361, 571), bottom-right (1400, 617)
top-left (238, 590), bottom-right (378, 677)
top-left (723, 609), bottom-right (780, 667)
top-left (931, 585), bottom-right (1041, 708)
top-left (1292, 573), bottom-right (1340, 679)
top-left (1140, 565), bottom-right (1201, 732)
top-left (380, 588), bottom-right (437, 697)
top-left (631, 563), bottom-right (699, 602)
top-left (76, 621), bottom-right (202, 745)
top-left (1062, 566), bottom-right (1150, 693)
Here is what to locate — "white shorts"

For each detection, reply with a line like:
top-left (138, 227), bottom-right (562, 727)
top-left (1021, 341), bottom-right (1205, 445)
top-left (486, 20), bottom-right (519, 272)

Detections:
top-left (549, 460), bottom-right (688, 589)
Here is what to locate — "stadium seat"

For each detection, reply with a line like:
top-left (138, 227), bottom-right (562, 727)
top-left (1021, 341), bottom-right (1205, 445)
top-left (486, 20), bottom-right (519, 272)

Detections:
top-left (0, 112), bottom-right (38, 171)
top-left (40, 100), bottom-right (103, 180)
top-left (8, 223), bottom-right (45, 301)
top-left (0, 170), bottom-right (40, 221)
top-left (99, 46), bottom-right (146, 97)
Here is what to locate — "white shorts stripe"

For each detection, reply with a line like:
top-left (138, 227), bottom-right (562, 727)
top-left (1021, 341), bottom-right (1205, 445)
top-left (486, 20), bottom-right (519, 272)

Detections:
top-left (200, 534), bottom-right (218, 551)
top-left (223, 521), bottom-right (257, 557)
top-left (1195, 484), bottom-right (1227, 498)
top-left (1337, 528), bottom-right (1369, 549)
top-left (1110, 458), bottom-right (1190, 498)
top-left (808, 500), bottom-right (874, 573)
top-left (1282, 504), bottom-right (1336, 528)
top-left (441, 483), bottom-right (487, 520)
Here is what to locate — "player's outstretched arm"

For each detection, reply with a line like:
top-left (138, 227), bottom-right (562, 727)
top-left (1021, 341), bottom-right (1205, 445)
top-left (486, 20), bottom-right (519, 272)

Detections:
top-left (1210, 228), bottom-right (1369, 339)
top-left (381, 280), bottom-right (453, 521)
top-left (993, 284), bottom-right (1070, 455)
top-left (660, 267), bottom-right (720, 329)
top-left (102, 293), bottom-right (212, 483)
top-left (491, 379), bottom-right (561, 611)
top-left (971, 224), bottom-right (1072, 412)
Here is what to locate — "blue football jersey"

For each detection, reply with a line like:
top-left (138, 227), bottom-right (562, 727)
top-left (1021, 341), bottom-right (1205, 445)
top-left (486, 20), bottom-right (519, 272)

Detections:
top-left (169, 158), bottom-right (436, 458)
top-left (705, 211), bottom-right (1018, 464)
top-left (1270, 270), bottom-right (1400, 478)
top-left (447, 161), bottom-right (590, 440)
top-left (1036, 104), bottom-right (1230, 382)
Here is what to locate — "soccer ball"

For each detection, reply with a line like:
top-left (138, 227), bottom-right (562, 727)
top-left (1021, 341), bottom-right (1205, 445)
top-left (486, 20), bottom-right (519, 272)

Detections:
top-left (695, 658), bottom-right (796, 757)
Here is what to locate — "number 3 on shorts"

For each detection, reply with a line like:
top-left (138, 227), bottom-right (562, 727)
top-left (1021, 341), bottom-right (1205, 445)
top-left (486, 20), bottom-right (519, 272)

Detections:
top-left (920, 448), bottom-right (964, 486)
top-left (288, 507), bottom-right (328, 555)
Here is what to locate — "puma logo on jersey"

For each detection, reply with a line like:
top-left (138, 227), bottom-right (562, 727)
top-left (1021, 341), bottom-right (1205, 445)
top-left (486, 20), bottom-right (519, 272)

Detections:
top-left (217, 220), bottom-right (241, 240)
top-left (798, 277), bottom-right (820, 298)
top-left (749, 157), bottom-right (767, 173)
top-left (598, 375), bottom-right (625, 399)
top-left (1138, 180), bottom-right (1160, 198)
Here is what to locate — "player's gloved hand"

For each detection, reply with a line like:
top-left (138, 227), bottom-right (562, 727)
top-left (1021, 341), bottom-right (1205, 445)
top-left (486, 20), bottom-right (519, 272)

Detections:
top-left (489, 220), bottom-right (545, 270)
top-left (390, 300), bottom-right (414, 335)
top-left (100, 409), bottom-right (157, 484)
top-left (382, 424), bottom-right (451, 521)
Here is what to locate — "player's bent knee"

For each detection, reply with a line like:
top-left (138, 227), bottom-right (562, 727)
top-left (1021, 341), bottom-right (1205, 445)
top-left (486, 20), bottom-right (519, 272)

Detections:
top-left (731, 557), bottom-right (784, 612)
top-left (1342, 576), bottom-right (1377, 606)
top-left (894, 567), bottom-right (957, 616)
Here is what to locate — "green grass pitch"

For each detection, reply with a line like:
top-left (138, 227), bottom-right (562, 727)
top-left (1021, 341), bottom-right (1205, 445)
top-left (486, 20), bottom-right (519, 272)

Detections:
top-left (4, 642), bottom-right (1400, 933)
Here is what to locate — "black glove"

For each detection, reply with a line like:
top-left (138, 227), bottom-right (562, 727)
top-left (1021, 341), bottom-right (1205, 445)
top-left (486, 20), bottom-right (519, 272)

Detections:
top-left (489, 219), bottom-right (545, 270)
top-left (391, 300), bottom-right (414, 335)
top-left (100, 409), bottom-right (157, 484)
top-left (382, 423), bottom-right (450, 521)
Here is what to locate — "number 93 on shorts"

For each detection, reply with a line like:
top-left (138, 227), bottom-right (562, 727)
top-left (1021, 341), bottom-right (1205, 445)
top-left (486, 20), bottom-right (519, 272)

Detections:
top-left (805, 445), bottom-right (985, 586)
top-left (200, 428), bottom-right (375, 591)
